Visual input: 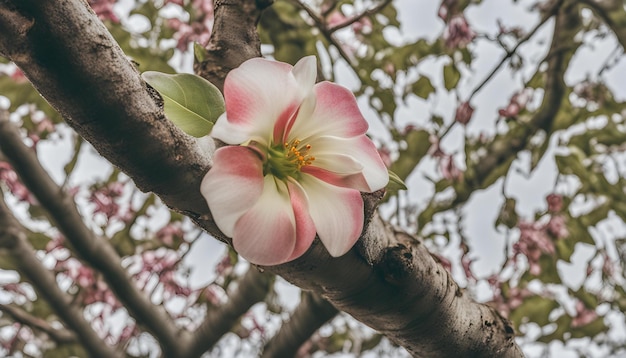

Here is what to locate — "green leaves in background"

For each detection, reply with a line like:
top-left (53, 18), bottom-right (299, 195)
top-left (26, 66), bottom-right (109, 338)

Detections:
top-left (142, 72), bottom-right (224, 137)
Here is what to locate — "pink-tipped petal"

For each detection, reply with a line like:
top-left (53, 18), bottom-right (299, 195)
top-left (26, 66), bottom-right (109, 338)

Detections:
top-left (213, 58), bottom-right (299, 145)
top-left (306, 135), bottom-right (389, 192)
top-left (277, 57), bottom-right (317, 142)
top-left (286, 180), bottom-right (316, 261)
top-left (232, 176), bottom-right (297, 266)
top-left (201, 146), bottom-right (264, 237)
top-left (289, 82), bottom-right (369, 141)
top-left (302, 166), bottom-right (370, 192)
top-left (299, 174), bottom-right (364, 257)
top-left (301, 152), bottom-right (370, 191)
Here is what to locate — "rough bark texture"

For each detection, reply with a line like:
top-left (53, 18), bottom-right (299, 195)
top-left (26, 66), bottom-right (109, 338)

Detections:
top-left (0, 0), bottom-right (528, 356)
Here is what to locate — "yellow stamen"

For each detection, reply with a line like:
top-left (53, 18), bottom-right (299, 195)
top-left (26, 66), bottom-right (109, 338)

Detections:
top-left (284, 138), bottom-right (315, 170)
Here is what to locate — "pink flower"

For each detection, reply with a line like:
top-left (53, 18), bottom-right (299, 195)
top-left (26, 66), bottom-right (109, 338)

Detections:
top-left (498, 89), bottom-right (531, 118)
top-left (546, 193), bottom-right (563, 212)
top-left (443, 15), bottom-right (475, 49)
top-left (571, 300), bottom-right (598, 328)
top-left (201, 56), bottom-right (388, 265)
top-left (546, 215), bottom-right (568, 239)
top-left (455, 101), bottom-right (474, 125)
top-left (88, 0), bottom-right (119, 23)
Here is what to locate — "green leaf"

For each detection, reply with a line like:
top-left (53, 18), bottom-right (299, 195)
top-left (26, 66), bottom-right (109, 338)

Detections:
top-left (509, 295), bottom-right (559, 329)
top-left (194, 42), bottom-right (208, 63)
top-left (386, 169), bottom-right (407, 191)
top-left (142, 72), bottom-right (224, 137)
top-left (443, 62), bottom-right (461, 91)
top-left (412, 76), bottom-right (436, 99)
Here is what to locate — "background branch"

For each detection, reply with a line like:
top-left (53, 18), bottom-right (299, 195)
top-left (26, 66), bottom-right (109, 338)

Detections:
top-left (0, 110), bottom-right (185, 356)
top-left (262, 291), bottom-right (338, 358)
top-left (419, 0), bottom-right (582, 226)
top-left (0, 190), bottom-right (117, 358)
top-left (181, 268), bottom-right (272, 358)
top-left (0, 303), bottom-right (77, 345)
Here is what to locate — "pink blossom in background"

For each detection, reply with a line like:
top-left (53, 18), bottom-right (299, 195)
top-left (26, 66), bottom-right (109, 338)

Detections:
top-left (352, 16), bottom-right (372, 35)
top-left (88, 0), bottom-right (119, 23)
top-left (427, 134), bottom-right (445, 157)
top-left (571, 300), bottom-right (598, 328)
top-left (546, 215), bottom-right (568, 239)
top-left (546, 193), bottom-right (563, 212)
top-left (443, 15), bottom-right (475, 49)
top-left (0, 162), bottom-right (35, 204)
top-left (168, 0), bottom-right (214, 51)
top-left (55, 258), bottom-right (120, 310)
top-left (498, 89), bottom-right (531, 118)
top-left (201, 56), bottom-right (388, 265)
top-left (439, 155), bottom-right (463, 182)
top-left (89, 181), bottom-right (127, 221)
top-left (455, 101), bottom-right (474, 125)
top-left (326, 11), bottom-right (347, 28)
top-left (155, 222), bottom-right (185, 246)
top-left (10, 68), bottom-right (27, 84)
top-left (514, 220), bottom-right (555, 275)
top-left (135, 250), bottom-right (191, 298)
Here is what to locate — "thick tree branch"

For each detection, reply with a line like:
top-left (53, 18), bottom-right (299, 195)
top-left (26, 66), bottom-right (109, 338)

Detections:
top-left (0, 191), bottom-right (117, 358)
top-left (180, 268), bottom-right (272, 358)
top-left (0, 0), bottom-right (524, 355)
top-left (0, 111), bottom-right (185, 356)
top-left (262, 291), bottom-right (338, 358)
top-left (0, 0), bottom-right (212, 217)
top-left (0, 303), bottom-right (77, 344)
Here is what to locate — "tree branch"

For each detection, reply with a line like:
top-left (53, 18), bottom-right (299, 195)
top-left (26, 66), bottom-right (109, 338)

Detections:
top-left (0, 0), bottom-right (524, 355)
top-left (0, 303), bottom-right (77, 345)
top-left (0, 111), bottom-right (186, 356)
top-left (262, 291), bottom-right (338, 358)
top-left (0, 190), bottom-right (117, 358)
top-left (419, 0), bottom-right (583, 226)
top-left (580, 0), bottom-right (626, 49)
top-left (180, 268), bottom-right (272, 358)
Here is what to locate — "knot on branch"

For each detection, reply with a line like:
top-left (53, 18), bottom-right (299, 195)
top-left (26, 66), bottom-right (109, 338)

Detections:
top-left (380, 244), bottom-right (415, 286)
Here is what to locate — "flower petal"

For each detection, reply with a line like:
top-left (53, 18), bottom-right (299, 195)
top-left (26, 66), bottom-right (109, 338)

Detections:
top-left (275, 56), bottom-right (318, 143)
top-left (301, 153), bottom-right (370, 192)
top-left (233, 176), bottom-right (297, 266)
top-left (286, 180), bottom-right (316, 261)
top-left (289, 81), bottom-right (369, 141)
top-left (292, 56), bottom-right (317, 93)
top-left (299, 174), bottom-right (363, 257)
top-left (212, 58), bottom-right (298, 145)
top-left (201, 146), bottom-right (265, 237)
top-left (306, 135), bottom-right (389, 192)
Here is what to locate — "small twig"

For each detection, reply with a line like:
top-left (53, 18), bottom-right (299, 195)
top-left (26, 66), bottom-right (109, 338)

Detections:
top-left (467, 0), bottom-right (564, 102)
top-left (327, 0), bottom-right (392, 33)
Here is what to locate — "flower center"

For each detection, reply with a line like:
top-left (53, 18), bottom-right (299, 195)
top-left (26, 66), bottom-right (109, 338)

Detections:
top-left (265, 139), bottom-right (315, 180)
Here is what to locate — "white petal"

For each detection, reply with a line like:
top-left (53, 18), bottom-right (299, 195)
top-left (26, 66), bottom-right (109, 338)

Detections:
top-left (292, 56), bottom-right (317, 95)
top-left (289, 81), bottom-right (368, 141)
top-left (200, 146), bottom-right (264, 237)
top-left (232, 176), bottom-right (297, 265)
top-left (212, 58), bottom-right (301, 145)
top-left (306, 135), bottom-right (389, 192)
top-left (299, 174), bottom-right (364, 257)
